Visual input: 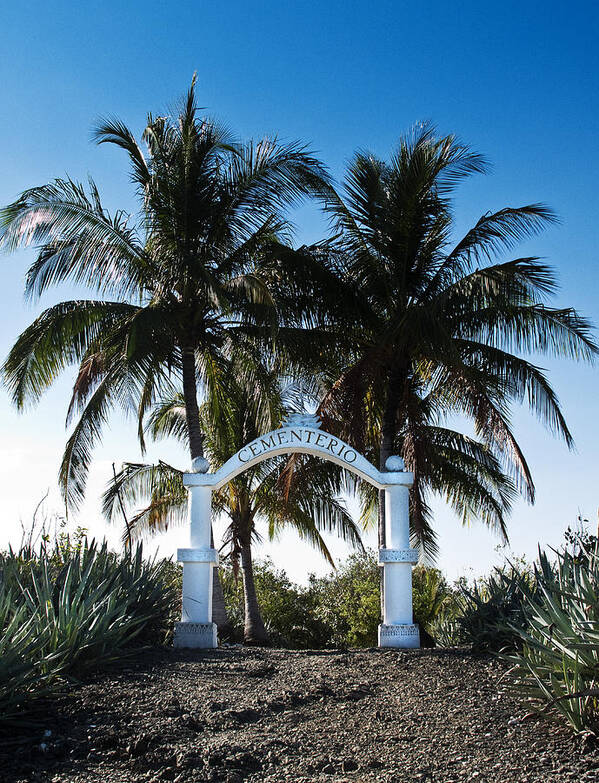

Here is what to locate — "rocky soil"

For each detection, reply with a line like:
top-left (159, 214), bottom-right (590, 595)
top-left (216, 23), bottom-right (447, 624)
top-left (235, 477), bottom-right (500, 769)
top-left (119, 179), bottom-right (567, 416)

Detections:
top-left (1, 647), bottom-right (598, 783)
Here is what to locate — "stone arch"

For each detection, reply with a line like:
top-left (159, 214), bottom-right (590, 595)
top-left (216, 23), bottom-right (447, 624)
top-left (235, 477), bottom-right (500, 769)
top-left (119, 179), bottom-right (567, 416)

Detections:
top-left (173, 415), bottom-right (420, 650)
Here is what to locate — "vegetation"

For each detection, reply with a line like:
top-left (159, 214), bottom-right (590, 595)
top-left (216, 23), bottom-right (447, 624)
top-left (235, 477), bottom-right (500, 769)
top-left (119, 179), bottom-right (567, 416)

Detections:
top-left (1, 79), bottom-right (597, 740)
top-left (103, 357), bottom-right (361, 644)
top-left (430, 527), bottom-right (599, 736)
top-left (455, 562), bottom-right (536, 652)
top-left (502, 535), bottom-right (599, 736)
top-left (0, 78), bottom-right (333, 631)
top-left (0, 533), bottom-right (178, 725)
top-left (316, 125), bottom-right (596, 556)
top-left (221, 551), bottom-right (454, 648)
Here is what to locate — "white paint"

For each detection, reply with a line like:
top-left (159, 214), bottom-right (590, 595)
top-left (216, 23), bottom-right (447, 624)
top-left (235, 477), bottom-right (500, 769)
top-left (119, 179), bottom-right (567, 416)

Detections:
top-left (175, 425), bottom-right (420, 650)
top-left (384, 484), bottom-right (411, 548)
top-left (183, 426), bottom-right (413, 491)
top-left (173, 482), bottom-right (218, 648)
top-left (378, 464), bottom-right (420, 648)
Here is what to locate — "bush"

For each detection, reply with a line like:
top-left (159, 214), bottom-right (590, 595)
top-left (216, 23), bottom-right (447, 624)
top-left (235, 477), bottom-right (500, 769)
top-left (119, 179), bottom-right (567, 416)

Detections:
top-left (220, 560), bottom-right (327, 647)
top-left (456, 563), bottom-right (535, 653)
top-left (502, 540), bottom-right (599, 735)
top-left (0, 538), bottom-right (179, 724)
top-left (308, 551), bottom-right (380, 647)
top-left (221, 551), bottom-right (455, 648)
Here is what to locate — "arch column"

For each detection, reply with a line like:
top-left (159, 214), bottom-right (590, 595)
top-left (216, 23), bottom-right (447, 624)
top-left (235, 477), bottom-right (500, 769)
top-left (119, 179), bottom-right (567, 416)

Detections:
top-left (378, 461), bottom-right (420, 648)
top-left (173, 472), bottom-right (218, 649)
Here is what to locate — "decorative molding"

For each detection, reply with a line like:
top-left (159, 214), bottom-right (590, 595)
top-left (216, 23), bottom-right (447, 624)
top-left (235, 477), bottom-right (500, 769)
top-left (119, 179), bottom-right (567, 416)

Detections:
top-left (378, 548), bottom-right (419, 564)
top-left (378, 623), bottom-right (420, 649)
top-left (379, 624), bottom-right (420, 637)
top-left (177, 547), bottom-right (219, 564)
top-left (173, 622), bottom-right (217, 649)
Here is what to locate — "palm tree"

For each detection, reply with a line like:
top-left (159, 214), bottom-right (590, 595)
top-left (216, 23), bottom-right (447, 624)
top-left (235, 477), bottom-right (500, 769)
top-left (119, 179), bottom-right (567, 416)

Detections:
top-left (104, 359), bottom-right (362, 644)
top-left (317, 124), bottom-right (596, 557)
top-left (0, 78), bottom-right (331, 629)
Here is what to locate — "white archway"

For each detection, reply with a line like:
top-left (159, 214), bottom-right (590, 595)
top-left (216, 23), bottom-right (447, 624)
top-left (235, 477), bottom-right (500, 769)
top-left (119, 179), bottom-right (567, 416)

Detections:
top-left (173, 415), bottom-right (420, 649)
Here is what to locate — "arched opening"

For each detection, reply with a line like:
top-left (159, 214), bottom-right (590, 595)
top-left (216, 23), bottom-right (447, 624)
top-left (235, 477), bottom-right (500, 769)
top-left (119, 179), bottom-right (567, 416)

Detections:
top-left (173, 418), bottom-right (420, 650)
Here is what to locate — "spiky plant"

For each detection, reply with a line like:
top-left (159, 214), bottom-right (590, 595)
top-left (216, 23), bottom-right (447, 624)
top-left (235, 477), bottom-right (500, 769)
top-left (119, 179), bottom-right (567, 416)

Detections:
top-left (503, 544), bottom-right (599, 735)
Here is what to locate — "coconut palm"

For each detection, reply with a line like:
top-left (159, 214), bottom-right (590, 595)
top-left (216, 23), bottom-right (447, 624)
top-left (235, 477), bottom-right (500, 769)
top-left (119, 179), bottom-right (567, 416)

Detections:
top-left (0, 79), bottom-right (332, 629)
top-left (317, 124), bottom-right (596, 556)
top-left (103, 359), bottom-right (362, 644)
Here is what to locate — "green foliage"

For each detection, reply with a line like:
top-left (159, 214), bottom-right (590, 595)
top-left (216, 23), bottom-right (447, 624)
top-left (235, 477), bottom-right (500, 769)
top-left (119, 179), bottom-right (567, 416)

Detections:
top-left (0, 537), bottom-right (179, 725)
top-left (319, 125), bottom-right (596, 559)
top-left (0, 79), bottom-right (333, 514)
top-left (412, 565), bottom-right (455, 630)
top-left (221, 551), bottom-right (454, 648)
top-left (309, 551), bottom-right (381, 647)
top-left (502, 538), bottom-right (599, 735)
top-left (0, 596), bottom-right (57, 724)
top-left (220, 560), bottom-right (327, 648)
top-left (456, 563), bottom-right (535, 653)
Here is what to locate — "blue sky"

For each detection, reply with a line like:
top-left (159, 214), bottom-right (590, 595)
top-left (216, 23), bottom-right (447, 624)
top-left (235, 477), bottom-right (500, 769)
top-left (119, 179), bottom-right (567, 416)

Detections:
top-left (1, 0), bottom-right (598, 581)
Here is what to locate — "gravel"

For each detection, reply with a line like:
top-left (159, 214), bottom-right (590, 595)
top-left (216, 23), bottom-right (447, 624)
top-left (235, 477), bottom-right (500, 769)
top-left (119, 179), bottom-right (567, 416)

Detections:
top-left (1, 646), bottom-right (598, 782)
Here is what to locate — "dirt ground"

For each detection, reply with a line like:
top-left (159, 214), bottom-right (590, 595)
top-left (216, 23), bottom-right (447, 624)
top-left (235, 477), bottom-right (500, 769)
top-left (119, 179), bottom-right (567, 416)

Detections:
top-left (1, 646), bottom-right (598, 783)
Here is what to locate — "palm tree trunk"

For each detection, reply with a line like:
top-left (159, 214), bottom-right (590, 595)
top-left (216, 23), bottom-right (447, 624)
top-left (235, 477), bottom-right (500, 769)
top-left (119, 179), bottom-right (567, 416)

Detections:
top-left (212, 566), bottom-right (233, 637)
top-left (181, 343), bottom-right (232, 635)
top-left (181, 346), bottom-right (205, 460)
top-left (239, 526), bottom-right (269, 645)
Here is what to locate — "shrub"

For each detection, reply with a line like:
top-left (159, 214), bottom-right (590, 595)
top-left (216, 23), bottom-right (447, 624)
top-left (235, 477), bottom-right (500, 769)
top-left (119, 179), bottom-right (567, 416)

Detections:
top-left (0, 538), bottom-right (179, 725)
top-left (456, 563), bottom-right (535, 653)
top-left (309, 551), bottom-right (381, 647)
top-left (502, 542), bottom-right (599, 735)
top-left (222, 551), bottom-right (456, 648)
top-left (220, 560), bottom-right (327, 647)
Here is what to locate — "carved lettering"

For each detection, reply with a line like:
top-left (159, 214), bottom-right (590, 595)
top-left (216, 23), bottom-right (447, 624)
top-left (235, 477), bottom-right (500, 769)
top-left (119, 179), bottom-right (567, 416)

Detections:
top-left (260, 435), bottom-right (276, 450)
top-left (326, 438), bottom-right (339, 453)
top-left (236, 429), bottom-right (362, 472)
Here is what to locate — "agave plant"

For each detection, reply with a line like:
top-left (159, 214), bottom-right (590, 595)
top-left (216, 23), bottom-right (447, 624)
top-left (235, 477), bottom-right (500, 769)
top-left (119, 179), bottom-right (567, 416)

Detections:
top-left (0, 538), bottom-right (179, 725)
top-left (0, 595), bottom-right (59, 725)
top-left (502, 545), bottom-right (599, 735)
top-left (457, 563), bottom-right (535, 653)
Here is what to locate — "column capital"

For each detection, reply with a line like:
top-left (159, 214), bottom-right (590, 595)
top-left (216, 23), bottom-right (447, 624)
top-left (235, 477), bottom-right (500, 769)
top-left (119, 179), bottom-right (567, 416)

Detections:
top-left (379, 471), bottom-right (414, 488)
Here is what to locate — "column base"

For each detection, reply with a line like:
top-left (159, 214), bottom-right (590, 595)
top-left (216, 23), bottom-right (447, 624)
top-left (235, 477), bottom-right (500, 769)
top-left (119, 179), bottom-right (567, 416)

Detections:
top-left (378, 623), bottom-right (420, 649)
top-left (173, 621), bottom-right (218, 649)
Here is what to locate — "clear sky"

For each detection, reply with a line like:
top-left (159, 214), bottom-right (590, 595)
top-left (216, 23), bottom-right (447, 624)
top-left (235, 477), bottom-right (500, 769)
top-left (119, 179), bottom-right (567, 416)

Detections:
top-left (1, 0), bottom-right (598, 583)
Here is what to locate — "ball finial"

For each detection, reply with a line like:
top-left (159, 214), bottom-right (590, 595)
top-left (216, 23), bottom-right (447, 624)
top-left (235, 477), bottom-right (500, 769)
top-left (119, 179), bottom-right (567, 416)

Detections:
top-left (191, 456), bottom-right (209, 474)
top-left (385, 455), bottom-right (405, 472)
